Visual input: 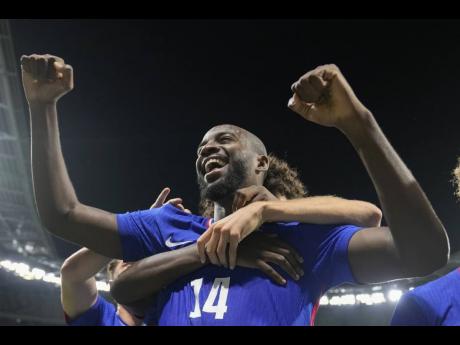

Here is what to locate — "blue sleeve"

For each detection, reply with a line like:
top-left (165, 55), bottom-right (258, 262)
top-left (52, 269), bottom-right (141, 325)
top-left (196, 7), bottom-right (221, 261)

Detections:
top-left (117, 204), bottom-right (201, 262)
top-left (116, 207), bottom-right (165, 262)
top-left (117, 209), bottom-right (162, 262)
top-left (311, 224), bottom-right (362, 291)
top-left (390, 292), bottom-right (433, 326)
top-left (66, 295), bottom-right (123, 326)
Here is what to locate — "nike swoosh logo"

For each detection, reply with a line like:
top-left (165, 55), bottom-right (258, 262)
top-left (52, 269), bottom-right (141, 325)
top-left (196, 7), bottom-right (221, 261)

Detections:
top-left (165, 236), bottom-right (194, 248)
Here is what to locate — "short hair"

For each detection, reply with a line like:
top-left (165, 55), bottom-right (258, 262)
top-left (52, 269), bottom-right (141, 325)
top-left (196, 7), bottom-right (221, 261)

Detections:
top-left (209, 124), bottom-right (267, 155)
top-left (244, 129), bottom-right (267, 156)
top-left (199, 153), bottom-right (308, 217)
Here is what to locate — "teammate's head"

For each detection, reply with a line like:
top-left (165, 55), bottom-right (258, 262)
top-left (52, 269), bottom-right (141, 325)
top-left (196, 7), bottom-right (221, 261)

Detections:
top-left (199, 153), bottom-right (308, 217)
top-left (453, 158), bottom-right (460, 199)
top-left (107, 260), bottom-right (131, 283)
top-left (196, 124), bottom-right (269, 203)
top-left (263, 153), bottom-right (308, 200)
top-left (107, 260), bottom-right (143, 324)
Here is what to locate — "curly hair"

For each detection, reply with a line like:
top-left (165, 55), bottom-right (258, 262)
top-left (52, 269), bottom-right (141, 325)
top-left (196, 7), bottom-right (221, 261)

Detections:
top-left (452, 157), bottom-right (460, 199)
top-left (199, 153), bottom-right (308, 217)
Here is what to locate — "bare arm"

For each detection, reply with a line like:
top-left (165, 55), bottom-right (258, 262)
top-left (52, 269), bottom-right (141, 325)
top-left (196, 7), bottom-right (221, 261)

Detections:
top-left (60, 248), bottom-right (111, 319)
top-left (22, 54), bottom-right (122, 258)
top-left (288, 64), bottom-right (449, 283)
top-left (112, 234), bottom-right (304, 307)
top-left (266, 196), bottom-right (381, 227)
top-left (232, 185), bottom-right (381, 227)
top-left (198, 186), bottom-right (382, 267)
top-left (111, 244), bottom-right (204, 306)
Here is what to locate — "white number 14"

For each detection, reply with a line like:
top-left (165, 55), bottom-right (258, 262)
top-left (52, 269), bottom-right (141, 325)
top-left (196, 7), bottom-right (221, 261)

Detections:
top-left (189, 277), bottom-right (230, 320)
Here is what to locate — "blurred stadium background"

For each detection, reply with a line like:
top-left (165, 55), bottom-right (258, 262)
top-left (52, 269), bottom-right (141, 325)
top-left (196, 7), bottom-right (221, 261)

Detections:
top-left (1, 19), bottom-right (459, 326)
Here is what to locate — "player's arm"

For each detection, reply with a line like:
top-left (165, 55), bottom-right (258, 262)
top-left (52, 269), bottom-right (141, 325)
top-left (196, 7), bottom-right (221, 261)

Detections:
top-left (267, 196), bottom-right (381, 227)
top-left (232, 186), bottom-right (381, 227)
top-left (22, 54), bottom-right (122, 258)
top-left (111, 233), bottom-right (304, 306)
top-left (274, 196), bottom-right (381, 227)
top-left (198, 186), bottom-right (382, 267)
top-left (111, 244), bottom-right (203, 306)
top-left (288, 64), bottom-right (449, 283)
top-left (60, 248), bottom-right (112, 319)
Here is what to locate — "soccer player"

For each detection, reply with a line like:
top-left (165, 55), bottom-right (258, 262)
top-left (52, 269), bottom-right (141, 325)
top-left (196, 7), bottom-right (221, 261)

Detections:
top-left (61, 187), bottom-right (307, 325)
top-left (61, 250), bottom-right (141, 326)
top-left (22, 55), bottom-right (449, 325)
top-left (110, 158), bottom-right (384, 314)
top-left (390, 267), bottom-right (460, 326)
top-left (390, 163), bottom-right (460, 326)
top-left (60, 188), bottom-right (183, 326)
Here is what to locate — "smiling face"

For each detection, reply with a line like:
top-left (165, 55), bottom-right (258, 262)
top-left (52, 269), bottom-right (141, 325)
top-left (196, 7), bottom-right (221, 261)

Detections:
top-left (196, 125), bottom-right (268, 203)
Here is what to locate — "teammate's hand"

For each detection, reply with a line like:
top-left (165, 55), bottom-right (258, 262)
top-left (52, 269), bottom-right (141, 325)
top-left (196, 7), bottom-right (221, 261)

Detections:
top-left (232, 185), bottom-right (277, 212)
top-left (288, 64), bottom-right (370, 131)
top-left (150, 187), bottom-right (191, 214)
top-left (197, 201), bottom-right (266, 269)
top-left (237, 232), bottom-right (304, 285)
top-left (20, 54), bottom-right (73, 105)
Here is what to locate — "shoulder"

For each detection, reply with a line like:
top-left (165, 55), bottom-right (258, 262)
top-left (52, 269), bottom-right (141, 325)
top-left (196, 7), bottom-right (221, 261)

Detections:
top-left (411, 268), bottom-right (460, 304)
top-left (391, 289), bottom-right (432, 325)
top-left (66, 295), bottom-right (118, 326)
top-left (264, 222), bottom-right (361, 233)
top-left (118, 204), bottom-right (207, 226)
top-left (278, 222), bottom-right (362, 244)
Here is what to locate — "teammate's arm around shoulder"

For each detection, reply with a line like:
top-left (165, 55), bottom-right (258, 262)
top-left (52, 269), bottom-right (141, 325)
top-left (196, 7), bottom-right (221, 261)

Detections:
top-left (288, 64), bottom-right (449, 284)
top-left (232, 185), bottom-right (382, 227)
top-left (22, 54), bottom-right (122, 258)
top-left (261, 196), bottom-right (382, 228)
top-left (60, 248), bottom-right (112, 319)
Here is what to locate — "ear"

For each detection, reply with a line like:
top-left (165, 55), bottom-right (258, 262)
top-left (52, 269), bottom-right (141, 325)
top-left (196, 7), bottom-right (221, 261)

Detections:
top-left (256, 155), bottom-right (269, 174)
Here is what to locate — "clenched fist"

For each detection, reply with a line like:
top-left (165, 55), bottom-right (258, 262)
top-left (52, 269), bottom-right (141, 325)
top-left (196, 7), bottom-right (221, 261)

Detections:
top-left (21, 54), bottom-right (73, 105)
top-left (288, 64), bottom-right (370, 131)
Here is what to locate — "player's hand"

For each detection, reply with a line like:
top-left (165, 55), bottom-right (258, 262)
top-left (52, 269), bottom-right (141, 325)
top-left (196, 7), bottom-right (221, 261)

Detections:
top-left (150, 187), bottom-right (191, 214)
top-left (288, 64), bottom-right (370, 131)
top-left (237, 232), bottom-right (304, 285)
top-left (232, 185), bottom-right (277, 212)
top-left (197, 201), bottom-right (266, 269)
top-left (21, 54), bottom-right (73, 105)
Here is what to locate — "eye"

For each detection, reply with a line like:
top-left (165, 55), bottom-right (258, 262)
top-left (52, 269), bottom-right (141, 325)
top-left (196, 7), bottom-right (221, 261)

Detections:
top-left (220, 135), bottom-right (234, 143)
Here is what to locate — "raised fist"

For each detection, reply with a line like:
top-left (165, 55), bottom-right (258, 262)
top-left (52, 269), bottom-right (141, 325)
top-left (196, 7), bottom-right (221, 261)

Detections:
top-left (288, 64), bottom-right (369, 130)
top-left (21, 54), bottom-right (73, 105)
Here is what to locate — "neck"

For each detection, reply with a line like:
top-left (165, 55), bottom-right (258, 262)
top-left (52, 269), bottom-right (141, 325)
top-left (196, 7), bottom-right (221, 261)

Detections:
top-left (117, 305), bottom-right (143, 326)
top-left (210, 179), bottom-right (264, 220)
top-left (212, 195), bottom-right (234, 221)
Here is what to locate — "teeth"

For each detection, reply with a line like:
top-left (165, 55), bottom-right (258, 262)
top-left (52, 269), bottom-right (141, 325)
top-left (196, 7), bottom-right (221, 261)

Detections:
top-left (205, 158), bottom-right (226, 173)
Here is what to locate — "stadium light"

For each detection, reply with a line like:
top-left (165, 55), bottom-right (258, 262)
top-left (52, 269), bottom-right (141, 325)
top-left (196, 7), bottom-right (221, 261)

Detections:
top-left (387, 289), bottom-right (403, 302)
top-left (1, 258), bottom-right (412, 302)
top-left (370, 292), bottom-right (385, 304)
top-left (319, 296), bottom-right (329, 305)
top-left (0, 259), bottom-right (109, 292)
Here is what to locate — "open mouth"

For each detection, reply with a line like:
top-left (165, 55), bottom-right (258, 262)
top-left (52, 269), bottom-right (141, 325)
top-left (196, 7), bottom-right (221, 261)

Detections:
top-left (202, 156), bottom-right (228, 182)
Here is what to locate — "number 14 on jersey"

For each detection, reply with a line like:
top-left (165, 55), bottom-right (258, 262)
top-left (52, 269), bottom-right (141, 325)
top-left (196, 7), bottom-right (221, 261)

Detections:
top-left (189, 277), bottom-right (230, 320)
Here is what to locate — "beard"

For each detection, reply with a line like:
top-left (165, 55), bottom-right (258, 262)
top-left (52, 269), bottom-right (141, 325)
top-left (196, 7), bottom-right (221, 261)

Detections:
top-left (197, 158), bottom-right (248, 202)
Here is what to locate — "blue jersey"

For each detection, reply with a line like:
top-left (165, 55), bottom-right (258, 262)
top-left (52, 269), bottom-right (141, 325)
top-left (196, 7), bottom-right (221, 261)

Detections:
top-left (117, 203), bottom-right (362, 326)
top-left (65, 295), bottom-right (127, 326)
top-left (391, 268), bottom-right (460, 326)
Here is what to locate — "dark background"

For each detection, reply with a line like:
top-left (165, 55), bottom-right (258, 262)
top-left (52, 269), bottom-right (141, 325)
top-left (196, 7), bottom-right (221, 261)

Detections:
top-left (9, 19), bottom-right (460, 259)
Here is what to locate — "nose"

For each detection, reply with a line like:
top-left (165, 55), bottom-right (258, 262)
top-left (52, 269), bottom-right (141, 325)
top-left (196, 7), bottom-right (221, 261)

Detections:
top-left (200, 142), bottom-right (220, 157)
